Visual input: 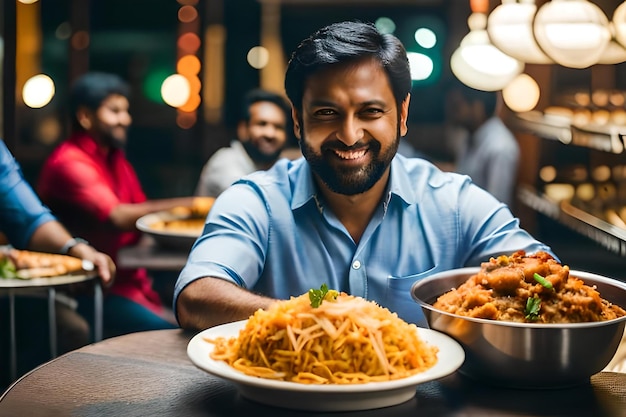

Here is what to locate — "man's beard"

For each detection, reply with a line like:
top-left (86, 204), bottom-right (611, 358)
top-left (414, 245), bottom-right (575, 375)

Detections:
top-left (242, 140), bottom-right (282, 164)
top-left (300, 134), bottom-right (399, 196)
top-left (101, 127), bottom-right (127, 150)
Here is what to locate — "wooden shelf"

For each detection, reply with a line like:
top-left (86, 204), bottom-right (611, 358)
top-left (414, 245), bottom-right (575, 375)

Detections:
top-left (511, 111), bottom-right (626, 154)
top-left (518, 185), bottom-right (626, 257)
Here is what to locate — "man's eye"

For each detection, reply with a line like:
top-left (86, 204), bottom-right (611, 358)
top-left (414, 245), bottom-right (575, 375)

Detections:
top-left (314, 109), bottom-right (336, 116)
top-left (363, 108), bottom-right (383, 115)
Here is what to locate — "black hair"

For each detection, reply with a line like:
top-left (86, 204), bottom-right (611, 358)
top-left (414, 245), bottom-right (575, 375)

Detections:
top-left (284, 21), bottom-right (412, 113)
top-left (69, 72), bottom-right (130, 128)
top-left (240, 88), bottom-right (292, 122)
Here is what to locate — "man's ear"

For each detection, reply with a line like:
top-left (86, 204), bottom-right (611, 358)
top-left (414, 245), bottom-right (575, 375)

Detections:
top-left (399, 93), bottom-right (410, 137)
top-left (236, 120), bottom-right (249, 142)
top-left (76, 107), bottom-right (92, 130)
top-left (292, 108), bottom-right (301, 140)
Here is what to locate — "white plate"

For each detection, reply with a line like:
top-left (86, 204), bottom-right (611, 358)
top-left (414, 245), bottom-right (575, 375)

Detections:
top-left (0, 272), bottom-right (97, 288)
top-left (187, 319), bottom-right (465, 411)
top-left (136, 211), bottom-right (203, 250)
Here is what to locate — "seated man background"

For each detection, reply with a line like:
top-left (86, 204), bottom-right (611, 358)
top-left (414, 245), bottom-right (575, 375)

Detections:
top-left (37, 71), bottom-right (202, 338)
top-left (444, 80), bottom-right (521, 209)
top-left (0, 139), bottom-right (115, 387)
top-left (195, 88), bottom-right (294, 197)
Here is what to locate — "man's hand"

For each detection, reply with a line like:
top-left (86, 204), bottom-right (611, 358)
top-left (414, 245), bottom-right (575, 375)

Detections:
top-left (69, 242), bottom-right (116, 287)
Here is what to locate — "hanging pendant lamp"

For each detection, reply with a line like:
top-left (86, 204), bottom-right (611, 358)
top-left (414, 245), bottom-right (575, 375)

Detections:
top-left (487, 0), bottom-right (553, 64)
top-left (450, 0), bottom-right (524, 91)
top-left (533, 0), bottom-right (611, 69)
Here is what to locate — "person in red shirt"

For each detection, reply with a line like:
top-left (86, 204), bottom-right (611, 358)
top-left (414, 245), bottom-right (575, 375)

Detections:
top-left (38, 72), bottom-right (201, 338)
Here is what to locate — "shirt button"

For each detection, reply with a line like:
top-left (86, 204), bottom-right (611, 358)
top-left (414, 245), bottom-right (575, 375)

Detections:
top-left (352, 260), bottom-right (361, 270)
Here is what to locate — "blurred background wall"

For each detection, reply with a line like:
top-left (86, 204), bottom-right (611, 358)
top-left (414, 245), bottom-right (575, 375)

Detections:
top-left (1, 0), bottom-right (473, 197)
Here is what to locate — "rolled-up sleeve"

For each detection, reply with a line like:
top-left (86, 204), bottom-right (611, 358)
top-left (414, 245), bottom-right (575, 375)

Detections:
top-left (0, 141), bottom-right (56, 248)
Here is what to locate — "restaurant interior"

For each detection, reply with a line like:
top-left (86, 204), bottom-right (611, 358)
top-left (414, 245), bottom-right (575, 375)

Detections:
top-left (4, 0), bottom-right (624, 276)
top-left (2, 0), bottom-right (626, 410)
top-left (0, 0), bottom-right (626, 278)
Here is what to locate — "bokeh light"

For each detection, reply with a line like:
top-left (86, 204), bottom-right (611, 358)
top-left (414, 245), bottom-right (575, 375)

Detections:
top-left (178, 5), bottom-right (198, 23)
top-left (178, 93), bottom-right (201, 113)
top-left (161, 74), bottom-right (191, 108)
top-left (177, 32), bottom-right (201, 55)
top-left (177, 54), bottom-right (201, 76)
top-left (71, 30), bottom-right (90, 50)
top-left (415, 28), bottom-right (437, 49)
top-left (502, 73), bottom-right (540, 112)
top-left (22, 74), bottom-right (55, 108)
top-left (55, 22), bottom-right (72, 40)
top-left (247, 46), bottom-right (270, 69)
top-left (375, 17), bottom-right (396, 34)
top-left (407, 52), bottom-right (434, 81)
top-left (176, 110), bottom-right (197, 129)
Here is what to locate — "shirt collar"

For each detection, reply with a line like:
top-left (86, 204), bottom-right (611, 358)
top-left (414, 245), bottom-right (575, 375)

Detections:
top-left (289, 154), bottom-right (418, 212)
top-left (68, 132), bottom-right (117, 161)
top-left (291, 158), bottom-right (319, 211)
top-left (387, 155), bottom-right (418, 205)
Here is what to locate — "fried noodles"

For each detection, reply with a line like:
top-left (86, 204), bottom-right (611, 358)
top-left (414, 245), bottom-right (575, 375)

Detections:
top-left (207, 292), bottom-right (438, 384)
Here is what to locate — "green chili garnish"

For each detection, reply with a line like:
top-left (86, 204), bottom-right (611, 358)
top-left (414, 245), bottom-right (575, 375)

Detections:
top-left (308, 284), bottom-right (339, 308)
top-left (533, 273), bottom-right (554, 290)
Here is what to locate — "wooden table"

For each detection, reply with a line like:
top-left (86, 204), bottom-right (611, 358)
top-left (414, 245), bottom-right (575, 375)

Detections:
top-left (0, 274), bottom-right (102, 383)
top-left (1, 329), bottom-right (626, 417)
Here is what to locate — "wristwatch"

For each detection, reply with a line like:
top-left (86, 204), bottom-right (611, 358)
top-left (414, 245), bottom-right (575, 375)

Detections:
top-left (60, 237), bottom-right (89, 255)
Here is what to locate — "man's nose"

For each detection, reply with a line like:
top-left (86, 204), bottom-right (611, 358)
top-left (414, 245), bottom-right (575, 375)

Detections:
top-left (336, 115), bottom-right (364, 146)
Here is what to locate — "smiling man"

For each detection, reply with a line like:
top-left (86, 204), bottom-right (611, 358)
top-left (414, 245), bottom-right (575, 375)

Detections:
top-left (194, 88), bottom-right (293, 197)
top-left (37, 72), bottom-right (202, 338)
top-left (174, 21), bottom-right (554, 330)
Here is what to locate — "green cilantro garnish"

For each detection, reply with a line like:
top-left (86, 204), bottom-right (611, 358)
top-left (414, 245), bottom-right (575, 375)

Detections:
top-left (308, 284), bottom-right (339, 308)
top-left (525, 296), bottom-right (541, 321)
top-left (533, 273), bottom-right (554, 291)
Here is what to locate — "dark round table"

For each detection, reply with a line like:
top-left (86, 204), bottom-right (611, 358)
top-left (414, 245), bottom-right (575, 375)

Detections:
top-left (1, 329), bottom-right (626, 416)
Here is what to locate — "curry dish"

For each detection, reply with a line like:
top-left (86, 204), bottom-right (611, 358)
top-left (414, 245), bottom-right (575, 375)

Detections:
top-left (148, 197), bottom-right (215, 235)
top-left (433, 251), bottom-right (626, 323)
top-left (149, 218), bottom-right (205, 234)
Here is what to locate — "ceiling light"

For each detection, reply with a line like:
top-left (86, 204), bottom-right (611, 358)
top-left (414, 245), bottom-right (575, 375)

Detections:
top-left (487, 0), bottom-right (552, 64)
top-left (611, 2), bottom-right (626, 50)
top-left (502, 73), bottom-right (540, 112)
top-left (597, 22), bottom-right (626, 64)
top-left (451, 9), bottom-right (524, 91)
top-left (533, 0), bottom-right (611, 69)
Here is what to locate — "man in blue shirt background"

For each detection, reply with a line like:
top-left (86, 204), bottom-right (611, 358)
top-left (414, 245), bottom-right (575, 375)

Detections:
top-left (0, 139), bottom-right (114, 386)
top-left (174, 21), bottom-right (553, 330)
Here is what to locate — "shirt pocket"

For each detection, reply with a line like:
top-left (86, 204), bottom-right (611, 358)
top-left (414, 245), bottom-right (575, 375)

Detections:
top-left (386, 265), bottom-right (442, 328)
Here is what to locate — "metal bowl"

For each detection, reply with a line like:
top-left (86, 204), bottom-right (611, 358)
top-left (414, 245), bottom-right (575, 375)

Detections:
top-left (411, 267), bottom-right (626, 389)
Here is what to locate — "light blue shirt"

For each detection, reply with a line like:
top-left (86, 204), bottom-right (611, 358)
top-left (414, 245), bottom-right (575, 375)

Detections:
top-left (174, 155), bottom-right (553, 327)
top-left (0, 140), bottom-right (56, 248)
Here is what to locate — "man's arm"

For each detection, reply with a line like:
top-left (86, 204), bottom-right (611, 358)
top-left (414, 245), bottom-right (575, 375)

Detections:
top-left (28, 220), bottom-right (116, 286)
top-left (176, 277), bottom-right (275, 330)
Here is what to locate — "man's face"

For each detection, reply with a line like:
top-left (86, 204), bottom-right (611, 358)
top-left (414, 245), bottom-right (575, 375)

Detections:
top-left (240, 101), bottom-right (288, 164)
top-left (92, 94), bottom-right (132, 149)
top-left (294, 58), bottom-right (409, 196)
